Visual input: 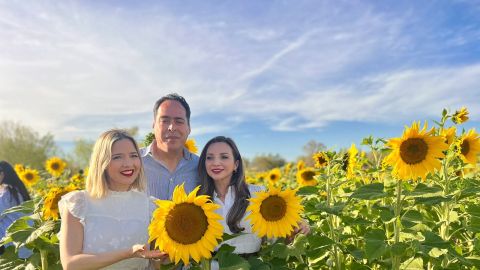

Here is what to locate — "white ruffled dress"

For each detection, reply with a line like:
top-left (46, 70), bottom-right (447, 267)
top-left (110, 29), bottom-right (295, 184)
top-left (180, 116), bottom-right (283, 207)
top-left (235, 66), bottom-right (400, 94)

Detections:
top-left (59, 190), bottom-right (156, 270)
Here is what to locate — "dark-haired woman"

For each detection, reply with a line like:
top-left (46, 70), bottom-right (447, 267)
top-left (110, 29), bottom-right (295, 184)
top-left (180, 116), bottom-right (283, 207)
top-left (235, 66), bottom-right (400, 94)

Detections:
top-left (0, 161), bottom-right (32, 256)
top-left (198, 137), bottom-right (263, 258)
top-left (198, 136), bottom-right (310, 270)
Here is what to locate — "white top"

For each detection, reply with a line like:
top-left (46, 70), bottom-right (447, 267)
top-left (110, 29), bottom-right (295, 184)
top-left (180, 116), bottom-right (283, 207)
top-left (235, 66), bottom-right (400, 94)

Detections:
top-left (213, 184), bottom-right (265, 254)
top-left (59, 190), bottom-right (156, 270)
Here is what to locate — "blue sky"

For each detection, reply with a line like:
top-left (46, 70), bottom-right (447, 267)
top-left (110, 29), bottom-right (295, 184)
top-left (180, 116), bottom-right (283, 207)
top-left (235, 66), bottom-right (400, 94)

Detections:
top-left (1, 1), bottom-right (479, 161)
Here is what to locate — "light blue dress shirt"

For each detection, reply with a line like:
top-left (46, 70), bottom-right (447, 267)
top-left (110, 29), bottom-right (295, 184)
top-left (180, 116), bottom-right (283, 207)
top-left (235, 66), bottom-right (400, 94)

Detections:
top-left (140, 144), bottom-right (200, 200)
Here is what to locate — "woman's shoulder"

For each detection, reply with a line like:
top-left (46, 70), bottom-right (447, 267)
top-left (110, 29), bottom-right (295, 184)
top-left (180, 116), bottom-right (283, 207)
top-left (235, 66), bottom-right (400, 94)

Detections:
top-left (62, 190), bottom-right (86, 200)
top-left (58, 190), bottom-right (87, 223)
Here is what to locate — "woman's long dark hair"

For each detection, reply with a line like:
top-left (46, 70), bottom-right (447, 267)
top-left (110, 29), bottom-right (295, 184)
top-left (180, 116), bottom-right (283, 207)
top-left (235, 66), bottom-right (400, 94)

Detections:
top-left (0, 161), bottom-right (31, 205)
top-left (198, 136), bottom-right (250, 233)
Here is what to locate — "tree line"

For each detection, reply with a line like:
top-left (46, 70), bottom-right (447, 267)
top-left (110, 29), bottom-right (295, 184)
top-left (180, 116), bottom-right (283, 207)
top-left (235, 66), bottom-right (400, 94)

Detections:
top-left (0, 120), bottom-right (327, 172)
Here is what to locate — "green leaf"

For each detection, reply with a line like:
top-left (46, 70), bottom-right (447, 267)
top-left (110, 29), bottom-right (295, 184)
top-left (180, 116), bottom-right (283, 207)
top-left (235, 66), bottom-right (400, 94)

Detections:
top-left (350, 261), bottom-right (370, 270)
top-left (221, 232), bottom-right (244, 242)
top-left (350, 183), bottom-right (387, 200)
top-left (25, 220), bottom-right (56, 245)
top-left (391, 242), bottom-right (408, 256)
top-left (458, 187), bottom-right (480, 200)
top-left (414, 196), bottom-right (452, 206)
top-left (0, 200), bottom-right (34, 215)
top-left (422, 231), bottom-right (450, 249)
top-left (218, 253), bottom-right (250, 270)
top-left (467, 204), bottom-right (480, 233)
top-left (379, 208), bottom-right (395, 223)
top-left (288, 234), bottom-right (308, 261)
top-left (428, 248), bottom-right (448, 258)
top-left (400, 257), bottom-right (423, 270)
top-left (401, 210), bottom-right (423, 228)
top-left (248, 257), bottom-right (270, 270)
top-left (5, 218), bottom-right (34, 243)
top-left (408, 183), bottom-right (442, 197)
top-left (297, 186), bottom-right (319, 196)
top-left (364, 229), bottom-right (387, 261)
top-left (315, 202), bottom-right (345, 216)
top-left (466, 256), bottom-right (480, 267)
top-left (307, 235), bottom-right (334, 249)
top-left (271, 243), bottom-right (288, 259)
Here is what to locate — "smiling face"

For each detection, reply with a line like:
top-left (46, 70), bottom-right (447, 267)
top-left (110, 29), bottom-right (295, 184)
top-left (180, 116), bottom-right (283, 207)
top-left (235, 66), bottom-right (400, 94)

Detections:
top-left (205, 142), bottom-right (239, 185)
top-left (153, 100), bottom-right (191, 154)
top-left (106, 138), bottom-right (141, 191)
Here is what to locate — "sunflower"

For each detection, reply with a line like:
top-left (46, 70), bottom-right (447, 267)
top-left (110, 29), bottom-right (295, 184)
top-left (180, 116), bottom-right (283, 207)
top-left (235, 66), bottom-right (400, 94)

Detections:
top-left (296, 167), bottom-right (317, 186)
top-left (20, 168), bottom-right (40, 187)
top-left (312, 152), bottom-right (329, 168)
top-left (70, 173), bottom-right (85, 189)
top-left (296, 160), bottom-right (305, 171)
top-left (246, 185), bottom-right (303, 238)
top-left (45, 157), bottom-right (67, 177)
top-left (384, 122), bottom-right (448, 181)
top-left (255, 172), bottom-right (267, 183)
top-left (246, 176), bottom-right (258, 184)
top-left (452, 107), bottom-right (469, 124)
top-left (184, 138), bottom-right (198, 154)
top-left (267, 168), bottom-right (281, 183)
top-left (346, 144), bottom-right (358, 179)
top-left (458, 129), bottom-right (480, 165)
top-left (14, 164), bottom-right (25, 175)
top-left (441, 126), bottom-right (457, 146)
top-left (43, 185), bottom-right (77, 220)
top-left (149, 184), bottom-right (223, 265)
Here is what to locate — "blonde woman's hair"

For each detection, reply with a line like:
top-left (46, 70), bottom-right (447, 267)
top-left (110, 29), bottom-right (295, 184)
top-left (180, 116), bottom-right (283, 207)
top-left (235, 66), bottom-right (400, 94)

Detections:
top-left (86, 129), bottom-right (146, 198)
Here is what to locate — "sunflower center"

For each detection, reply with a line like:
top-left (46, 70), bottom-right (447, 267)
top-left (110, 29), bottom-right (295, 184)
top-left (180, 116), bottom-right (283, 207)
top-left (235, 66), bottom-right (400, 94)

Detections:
top-left (461, 140), bottom-right (470, 156)
top-left (270, 174), bottom-right (277, 181)
top-left (301, 171), bottom-right (315, 181)
top-left (25, 173), bottom-right (34, 181)
top-left (165, 203), bottom-right (208, 245)
top-left (317, 156), bottom-right (327, 165)
top-left (399, 138), bottom-right (428, 165)
top-left (51, 163), bottom-right (60, 170)
top-left (260, 195), bottom-right (287, 221)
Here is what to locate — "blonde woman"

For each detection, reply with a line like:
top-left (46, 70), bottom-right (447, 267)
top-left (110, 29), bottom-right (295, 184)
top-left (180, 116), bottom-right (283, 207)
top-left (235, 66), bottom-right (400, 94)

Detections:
top-left (59, 129), bottom-right (167, 270)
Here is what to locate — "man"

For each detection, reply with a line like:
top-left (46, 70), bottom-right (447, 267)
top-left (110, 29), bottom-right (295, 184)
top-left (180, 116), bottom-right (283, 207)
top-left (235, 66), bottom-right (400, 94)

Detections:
top-left (140, 93), bottom-right (200, 200)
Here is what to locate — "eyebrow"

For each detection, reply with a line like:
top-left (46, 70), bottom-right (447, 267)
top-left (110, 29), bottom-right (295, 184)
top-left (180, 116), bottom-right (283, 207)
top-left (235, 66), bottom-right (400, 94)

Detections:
top-left (112, 151), bottom-right (138, 155)
top-left (159, 116), bottom-right (185, 120)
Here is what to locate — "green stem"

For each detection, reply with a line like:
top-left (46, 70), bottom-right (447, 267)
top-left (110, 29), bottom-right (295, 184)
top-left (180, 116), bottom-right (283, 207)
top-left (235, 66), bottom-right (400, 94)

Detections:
top-left (326, 167), bottom-right (341, 270)
top-left (441, 160), bottom-right (451, 268)
top-left (200, 258), bottom-right (211, 270)
top-left (40, 249), bottom-right (48, 270)
top-left (392, 180), bottom-right (402, 270)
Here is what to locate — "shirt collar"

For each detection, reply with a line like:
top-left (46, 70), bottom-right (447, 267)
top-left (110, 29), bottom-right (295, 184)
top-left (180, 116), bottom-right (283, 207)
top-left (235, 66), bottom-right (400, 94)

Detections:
top-left (143, 142), bottom-right (193, 161)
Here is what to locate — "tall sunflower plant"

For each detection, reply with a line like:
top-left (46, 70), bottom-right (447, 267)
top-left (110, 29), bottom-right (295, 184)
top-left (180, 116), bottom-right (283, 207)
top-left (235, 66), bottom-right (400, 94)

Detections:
top-left (346, 107), bottom-right (480, 270)
top-left (1, 158), bottom-right (84, 270)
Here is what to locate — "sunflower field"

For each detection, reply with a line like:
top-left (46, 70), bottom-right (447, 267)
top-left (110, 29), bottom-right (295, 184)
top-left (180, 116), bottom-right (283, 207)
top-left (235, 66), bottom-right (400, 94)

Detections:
top-left (1, 107), bottom-right (480, 270)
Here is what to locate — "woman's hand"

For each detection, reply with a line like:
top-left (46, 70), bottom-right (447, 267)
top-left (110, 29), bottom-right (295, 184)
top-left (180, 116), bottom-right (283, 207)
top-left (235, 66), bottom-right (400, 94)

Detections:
top-left (130, 244), bottom-right (169, 261)
top-left (286, 219), bottom-right (311, 243)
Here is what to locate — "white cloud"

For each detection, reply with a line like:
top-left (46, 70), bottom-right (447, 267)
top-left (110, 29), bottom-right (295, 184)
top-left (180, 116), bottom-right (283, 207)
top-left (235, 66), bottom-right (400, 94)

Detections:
top-left (0, 1), bottom-right (479, 144)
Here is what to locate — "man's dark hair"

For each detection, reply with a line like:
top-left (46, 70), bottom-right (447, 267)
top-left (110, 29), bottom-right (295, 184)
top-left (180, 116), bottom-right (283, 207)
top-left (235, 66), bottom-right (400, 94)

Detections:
top-left (153, 93), bottom-right (191, 125)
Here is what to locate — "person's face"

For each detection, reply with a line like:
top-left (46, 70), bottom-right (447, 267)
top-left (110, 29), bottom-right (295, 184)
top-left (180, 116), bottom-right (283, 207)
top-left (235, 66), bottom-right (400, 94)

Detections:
top-left (205, 142), bottom-right (239, 184)
top-left (153, 100), bottom-right (191, 153)
top-left (106, 139), bottom-right (141, 191)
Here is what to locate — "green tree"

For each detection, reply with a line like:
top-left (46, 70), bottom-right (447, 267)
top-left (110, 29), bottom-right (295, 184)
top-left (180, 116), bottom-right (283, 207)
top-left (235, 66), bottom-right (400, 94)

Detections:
top-left (249, 153), bottom-right (286, 172)
top-left (66, 138), bottom-right (94, 170)
top-left (297, 139), bottom-right (327, 166)
top-left (0, 121), bottom-right (57, 168)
